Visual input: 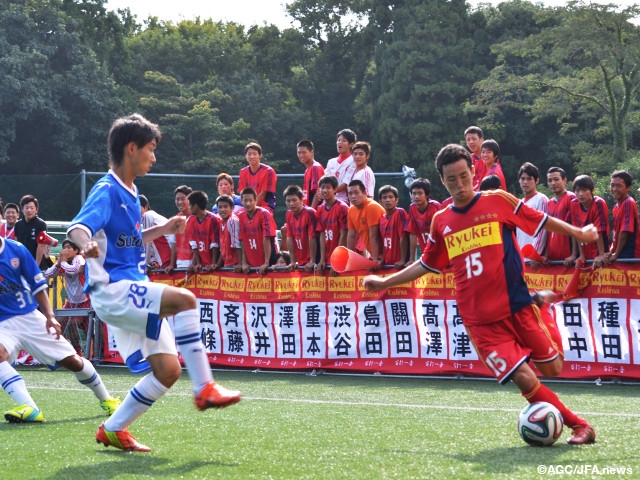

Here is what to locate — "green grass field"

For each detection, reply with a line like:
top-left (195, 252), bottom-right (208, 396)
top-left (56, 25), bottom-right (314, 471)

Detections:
top-left (1, 366), bottom-right (638, 479)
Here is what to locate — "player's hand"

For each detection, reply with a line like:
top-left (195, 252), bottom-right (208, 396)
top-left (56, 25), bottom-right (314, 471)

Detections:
top-left (393, 261), bottom-right (405, 270)
top-left (304, 261), bottom-right (315, 273)
top-left (81, 240), bottom-right (100, 258)
top-left (575, 225), bottom-right (598, 244)
top-left (362, 275), bottom-right (385, 291)
top-left (258, 263), bottom-right (269, 275)
top-left (46, 316), bottom-right (62, 339)
top-left (167, 216), bottom-right (186, 234)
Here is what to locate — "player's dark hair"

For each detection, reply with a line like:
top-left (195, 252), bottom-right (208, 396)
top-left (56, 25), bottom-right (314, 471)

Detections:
top-left (275, 251), bottom-right (291, 265)
top-left (518, 162), bottom-right (539, 182)
top-left (479, 174), bottom-right (503, 191)
top-left (351, 141), bottom-right (371, 156)
top-left (348, 179), bottom-right (366, 193)
top-left (174, 185), bottom-right (192, 197)
top-left (244, 142), bottom-right (262, 155)
top-left (108, 114), bottom-right (161, 168)
top-left (62, 239), bottom-right (79, 251)
top-left (283, 184), bottom-right (303, 200)
top-left (435, 144), bottom-right (472, 177)
top-left (216, 194), bottom-right (235, 208)
top-left (410, 178), bottom-right (431, 197)
top-left (378, 185), bottom-right (398, 200)
top-left (318, 175), bottom-right (338, 189)
top-left (547, 166), bottom-right (567, 180)
top-left (241, 187), bottom-right (257, 200)
top-left (20, 194), bottom-right (39, 209)
top-left (139, 194), bottom-right (150, 209)
top-left (4, 202), bottom-right (19, 214)
top-left (481, 139), bottom-right (500, 159)
top-left (337, 128), bottom-right (357, 144)
top-left (611, 170), bottom-right (633, 187)
top-left (572, 175), bottom-right (595, 192)
top-left (188, 190), bottom-right (209, 210)
top-left (464, 126), bottom-right (483, 139)
top-left (297, 139), bottom-right (314, 151)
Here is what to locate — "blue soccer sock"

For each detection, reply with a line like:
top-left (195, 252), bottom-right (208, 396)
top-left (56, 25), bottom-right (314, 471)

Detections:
top-left (105, 373), bottom-right (168, 432)
top-left (0, 361), bottom-right (38, 408)
top-left (73, 357), bottom-right (111, 402)
top-left (173, 308), bottom-right (213, 393)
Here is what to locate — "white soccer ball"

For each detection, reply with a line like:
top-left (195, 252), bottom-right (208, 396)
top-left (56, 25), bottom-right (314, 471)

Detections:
top-left (518, 402), bottom-right (564, 446)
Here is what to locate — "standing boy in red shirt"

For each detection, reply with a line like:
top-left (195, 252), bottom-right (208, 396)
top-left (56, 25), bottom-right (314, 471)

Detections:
top-left (316, 175), bottom-right (349, 275)
top-left (378, 185), bottom-right (409, 269)
top-left (237, 142), bottom-right (278, 214)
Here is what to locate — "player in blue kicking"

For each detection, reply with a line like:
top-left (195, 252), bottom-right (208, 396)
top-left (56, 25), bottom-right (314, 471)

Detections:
top-left (68, 114), bottom-right (241, 453)
top-left (0, 237), bottom-right (120, 423)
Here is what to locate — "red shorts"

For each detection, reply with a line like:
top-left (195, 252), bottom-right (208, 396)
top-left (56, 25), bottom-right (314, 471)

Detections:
top-left (466, 304), bottom-right (561, 384)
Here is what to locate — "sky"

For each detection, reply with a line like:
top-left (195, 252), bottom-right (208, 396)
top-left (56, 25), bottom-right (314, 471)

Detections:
top-left (105, 1), bottom-right (640, 30)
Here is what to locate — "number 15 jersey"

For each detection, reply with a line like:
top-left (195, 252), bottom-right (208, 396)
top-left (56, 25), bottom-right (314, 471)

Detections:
top-left (421, 191), bottom-right (547, 326)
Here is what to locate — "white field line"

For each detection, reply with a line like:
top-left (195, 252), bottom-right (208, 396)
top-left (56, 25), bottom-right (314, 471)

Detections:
top-left (23, 385), bottom-right (640, 418)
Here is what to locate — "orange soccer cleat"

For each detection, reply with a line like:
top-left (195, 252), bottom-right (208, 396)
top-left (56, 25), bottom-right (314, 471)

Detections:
top-left (194, 381), bottom-right (241, 411)
top-left (96, 423), bottom-right (151, 452)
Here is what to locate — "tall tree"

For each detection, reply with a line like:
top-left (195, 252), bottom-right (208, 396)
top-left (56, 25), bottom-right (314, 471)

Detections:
top-left (365, 0), bottom-right (481, 194)
top-left (470, 2), bottom-right (640, 173)
top-left (0, 0), bottom-right (121, 173)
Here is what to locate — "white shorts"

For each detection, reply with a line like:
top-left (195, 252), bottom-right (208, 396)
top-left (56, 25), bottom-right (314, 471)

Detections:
top-left (0, 310), bottom-right (77, 368)
top-left (91, 280), bottom-right (167, 339)
top-left (91, 280), bottom-right (177, 373)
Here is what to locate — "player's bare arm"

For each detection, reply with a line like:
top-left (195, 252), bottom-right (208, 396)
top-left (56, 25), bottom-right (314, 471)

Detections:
top-left (543, 217), bottom-right (597, 244)
top-left (142, 216), bottom-right (185, 244)
top-left (363, 260), bottom-right (429, 291)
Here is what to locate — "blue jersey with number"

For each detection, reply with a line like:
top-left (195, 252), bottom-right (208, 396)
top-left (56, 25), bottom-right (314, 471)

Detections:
top-left (68, 171), bottom-right (147, 292)
top-left (0, 238), bottom-right (48, 321)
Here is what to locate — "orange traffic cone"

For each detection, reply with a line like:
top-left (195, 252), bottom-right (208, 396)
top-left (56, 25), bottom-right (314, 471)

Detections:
top-left (330, 246), bottom-right (379, 273)
top-left (36, 231), bottom-right (59, 247)
top-left (521, 244), bottom-right (544, 263)
top-left (562, 259), bottom-right (585, 300)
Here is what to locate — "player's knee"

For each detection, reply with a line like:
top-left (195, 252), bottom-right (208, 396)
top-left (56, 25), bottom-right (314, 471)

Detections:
top-left (179, 289), bottom-right (197, 310)
top-left (154, 363), bottom-right (181, 387)
top-left (0, 344), bottom-right (9, 363)
top-left (59, 354), bottom-right (84, 372)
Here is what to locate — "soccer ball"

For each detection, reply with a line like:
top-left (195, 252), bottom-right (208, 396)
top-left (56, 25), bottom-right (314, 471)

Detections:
top-left (518, 402), bottom-right (564, 446)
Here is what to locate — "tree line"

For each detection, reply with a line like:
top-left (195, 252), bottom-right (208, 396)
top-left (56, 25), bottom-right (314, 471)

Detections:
top-left (1, 0), bottom-right (639, 206)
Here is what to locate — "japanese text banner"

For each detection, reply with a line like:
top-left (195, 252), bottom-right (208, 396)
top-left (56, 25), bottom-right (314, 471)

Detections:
top-left (101, 264), bottom-right (640, 379)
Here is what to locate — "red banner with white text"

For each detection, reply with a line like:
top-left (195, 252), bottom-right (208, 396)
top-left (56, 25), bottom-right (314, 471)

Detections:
top-left (101, 263), bottom-right (640, 379)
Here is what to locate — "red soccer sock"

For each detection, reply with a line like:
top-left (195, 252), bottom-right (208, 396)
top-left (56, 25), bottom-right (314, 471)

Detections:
top-left (522, 380), bottom-right (588, 428)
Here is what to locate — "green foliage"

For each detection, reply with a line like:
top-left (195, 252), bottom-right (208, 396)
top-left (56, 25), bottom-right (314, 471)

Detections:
top-left (0, 0), bottom-right (121, 173)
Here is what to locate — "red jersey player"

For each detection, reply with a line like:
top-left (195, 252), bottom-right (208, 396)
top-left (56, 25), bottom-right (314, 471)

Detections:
top-left (316, 175), bottom-right (348, 276)
top-left (378, 185), bottom-right (409, 269)
top-left (567, 175), bottom-right (609, 267)
top-left (172, 185), bottom-right (193, 271)
top-left (238, 187), bottom-right (277, 275)
top-left (544, 167), bottom-right (576, 265)
top-left (364, 143), bottom-right (597, 445)
top-left (465, 126), bottom-right (485, 191)
top-left (297, 139), bottom-right (325, 209)
top-left (0, 202), bottom-right (18, 240)
top-left (606, 170), bottom-right (639, 263)
top-left (185, 190), bottom-right (220, 273)
top-left (237, 142), bottom-right (278, 214)
top-left (406, 178), bottom-right (440, 264)
top-left (283, 184), bottom-right (320, 272)
top-left (214, 194), bottom-right (241, 270)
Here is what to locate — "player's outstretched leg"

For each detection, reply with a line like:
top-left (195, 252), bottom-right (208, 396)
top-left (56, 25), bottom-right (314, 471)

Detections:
top-left (0, 361), bottom-right (43, 423)
top-left (59, 355), bottom-right (121, 416)
top-left (522, 379), bottom-right (596, 445)
top-left (173, 308), bottom-right (241, 409)
top-left (532, 291), bottom-right (564, 353)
